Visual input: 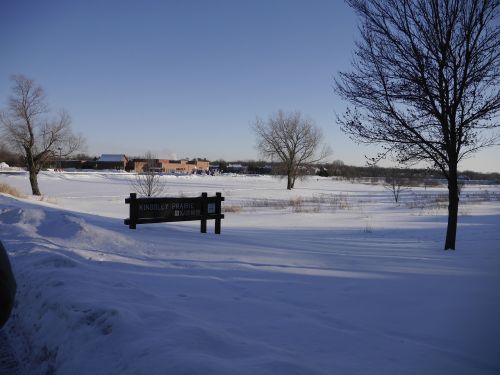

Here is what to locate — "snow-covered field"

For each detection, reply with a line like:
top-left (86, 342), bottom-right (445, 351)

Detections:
top-left (1, 171), bottom-right (499, 374)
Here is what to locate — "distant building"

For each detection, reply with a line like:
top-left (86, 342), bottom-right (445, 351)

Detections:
top-left (161, 159), bottom-right (209, 174)
top-left (132, 158), bottom-right (209, 174)
top-left (226, 164), bottom-right (248, 174)
top-left (131, 159), bottom-right (162, 173)
top-left (96, 154), bottom-right (128, 170)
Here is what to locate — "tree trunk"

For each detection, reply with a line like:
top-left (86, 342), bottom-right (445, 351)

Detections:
top-left (287, 173), bottom-right (293, 190)
top-left (27, 158), bottom-right (41, 196)
top-left (445, 168), bottom-right (459, 250)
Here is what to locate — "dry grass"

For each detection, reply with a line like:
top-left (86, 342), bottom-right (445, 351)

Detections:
top-left (223, 205), bottom-right (242, 213)
top-left (0, 183), bottom-right (23, 198)
top-left (405, 190), bottom-right (500, 215)
top-left (405, 193), bottom-right (448, 210)
top-left (311, 193), bottom-right (351, 210)
top-left (229, 194), bottom-right (351, 214)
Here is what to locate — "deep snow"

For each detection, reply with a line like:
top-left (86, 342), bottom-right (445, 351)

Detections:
top-left (1, 172), bottom-right (499, 374)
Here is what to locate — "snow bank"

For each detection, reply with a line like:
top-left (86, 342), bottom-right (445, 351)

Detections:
top-left (0, 173), bottom-right (499, 374)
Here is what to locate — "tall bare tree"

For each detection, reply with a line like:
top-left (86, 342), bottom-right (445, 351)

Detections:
top-left (132, 151), bottom-right (165, 197)
top-left (254, 110), bottom-right (331, 189)
top-left (0, 75), bottom-right (84, 195)
top-left (336, 0), bottom-right (499, 250)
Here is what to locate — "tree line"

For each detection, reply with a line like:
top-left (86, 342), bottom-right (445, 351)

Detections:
top-left (316, 162), bottom-right (500, 182)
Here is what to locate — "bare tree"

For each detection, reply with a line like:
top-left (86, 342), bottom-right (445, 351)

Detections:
top-left (132, 151), bottom-right (165, 197)
top-left (335, 0), bottom-right (499, 250)
top-left (254, 110), bottom-right (331, 189)
top-left (0, 75), bottom-right (84, 195)
top-left (384, 169), bottom-right (410, 203)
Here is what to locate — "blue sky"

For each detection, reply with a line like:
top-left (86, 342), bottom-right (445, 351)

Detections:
top-left (1, 0), bottom-right (499, 172)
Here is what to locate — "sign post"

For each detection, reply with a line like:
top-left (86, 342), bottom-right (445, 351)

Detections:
top-left (125, 192), bottom-right (224, 234)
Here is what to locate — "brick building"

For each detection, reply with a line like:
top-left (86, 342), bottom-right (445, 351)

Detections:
top-left (133, 159), bottom-right (209, 174)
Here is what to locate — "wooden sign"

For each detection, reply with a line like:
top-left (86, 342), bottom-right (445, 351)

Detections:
top-left (124, 192), bottom-right (224, 233)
